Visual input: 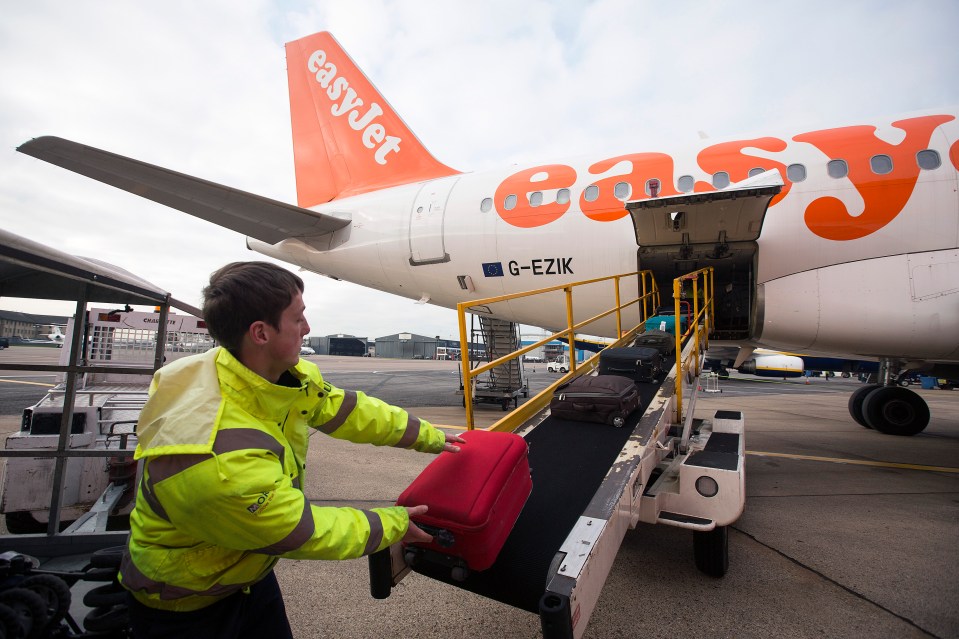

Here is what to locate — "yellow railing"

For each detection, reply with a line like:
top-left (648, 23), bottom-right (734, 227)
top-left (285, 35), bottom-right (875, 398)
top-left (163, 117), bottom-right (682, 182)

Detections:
top-left (672, 267), bottom-right (715, 423)
top-left (457, 271), bottom-right (660, 431)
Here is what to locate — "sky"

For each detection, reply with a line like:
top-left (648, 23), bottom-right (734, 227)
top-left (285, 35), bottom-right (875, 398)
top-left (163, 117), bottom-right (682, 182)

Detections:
top-left (2, 0), bottom-right (957, 341)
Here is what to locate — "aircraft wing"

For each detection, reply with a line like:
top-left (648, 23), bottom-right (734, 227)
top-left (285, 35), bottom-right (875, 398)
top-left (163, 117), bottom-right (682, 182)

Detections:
top-left (16, 136), bottom-right (351, 245)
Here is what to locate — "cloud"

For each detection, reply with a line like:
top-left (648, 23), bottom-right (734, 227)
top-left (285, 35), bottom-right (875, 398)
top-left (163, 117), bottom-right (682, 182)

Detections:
top-left (2, 0), bottom-right (957, 341)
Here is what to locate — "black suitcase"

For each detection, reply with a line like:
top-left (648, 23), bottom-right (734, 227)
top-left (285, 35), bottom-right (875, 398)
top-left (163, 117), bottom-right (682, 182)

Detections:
top-left (599, 346), bottom-right (665, 382)
top-left (632, 329), bottom-right (676, 355)
top-left (549, 375), bottom-right (640, 427)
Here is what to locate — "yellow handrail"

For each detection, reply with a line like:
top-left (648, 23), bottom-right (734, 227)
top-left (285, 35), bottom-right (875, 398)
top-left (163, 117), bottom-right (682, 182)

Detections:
top-left (457, 271), bottom-right (660, 431)
top-left (672, 266), bottom-right (714, 423)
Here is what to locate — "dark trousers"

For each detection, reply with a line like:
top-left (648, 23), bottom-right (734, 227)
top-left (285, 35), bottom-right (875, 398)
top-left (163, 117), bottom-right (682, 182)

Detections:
top-left (127, 571), bottom-right (294, 639)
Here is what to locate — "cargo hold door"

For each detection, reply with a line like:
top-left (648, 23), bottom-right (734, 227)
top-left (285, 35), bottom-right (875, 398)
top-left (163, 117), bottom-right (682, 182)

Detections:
top-left (625, 170), bottom-right (783, 340)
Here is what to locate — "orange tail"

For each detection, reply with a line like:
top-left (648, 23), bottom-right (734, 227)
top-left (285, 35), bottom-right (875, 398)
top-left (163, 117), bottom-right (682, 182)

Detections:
top-left (286, 32), bottom-right (459, 206)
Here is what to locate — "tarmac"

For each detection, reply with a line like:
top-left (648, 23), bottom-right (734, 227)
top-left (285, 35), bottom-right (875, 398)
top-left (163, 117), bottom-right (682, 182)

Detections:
top-left (276, 376), bottom-right (959, 639)
top-left (1, 353), bottom-right (957, 638)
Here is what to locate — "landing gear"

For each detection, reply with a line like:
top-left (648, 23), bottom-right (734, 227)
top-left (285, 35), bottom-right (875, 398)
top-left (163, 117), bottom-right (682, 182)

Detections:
top-left (848, 384), bottom-right (881, 428)
top-left (861, 386), bottom-right (929, 436)
top-left (847, 359), bottom-right (930, 436)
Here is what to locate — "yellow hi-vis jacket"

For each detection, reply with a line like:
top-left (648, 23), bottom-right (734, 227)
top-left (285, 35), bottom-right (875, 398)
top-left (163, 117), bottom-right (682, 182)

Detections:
top-left (119, 347), bottom-right (446, 611)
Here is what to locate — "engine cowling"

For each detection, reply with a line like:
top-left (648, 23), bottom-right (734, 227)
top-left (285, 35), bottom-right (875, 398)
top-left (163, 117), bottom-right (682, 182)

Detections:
top-left (738, 353), bottom-right (804, 378)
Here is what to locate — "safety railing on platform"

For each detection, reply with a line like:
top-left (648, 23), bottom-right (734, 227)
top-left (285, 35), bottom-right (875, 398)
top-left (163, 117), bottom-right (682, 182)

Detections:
top-left (672, 266), bottom-right (715, 424)
top-left (457, 271), bottom-right (660, 431)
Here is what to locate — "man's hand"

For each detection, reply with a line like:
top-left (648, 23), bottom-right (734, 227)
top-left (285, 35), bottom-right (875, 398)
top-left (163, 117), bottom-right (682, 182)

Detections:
top-left (443, 433), bottom-right (466, 453)
top-left (402, 505), bottom-right (433, 544)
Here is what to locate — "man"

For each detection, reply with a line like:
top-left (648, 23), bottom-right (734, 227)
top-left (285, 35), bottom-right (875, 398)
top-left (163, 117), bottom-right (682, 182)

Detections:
top-left (121, 262), bottom-right (463, 638)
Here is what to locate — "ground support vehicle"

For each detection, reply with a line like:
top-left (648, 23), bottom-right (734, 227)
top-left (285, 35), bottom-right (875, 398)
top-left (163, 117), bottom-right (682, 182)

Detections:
top-left (459, 315), bottom-right (529, 411)
top-left (371, 268), bottom-right (745, 638)
top-left (546, 358), bottom-right (569, 373)
top-left (1, 308), bottom-right (212, 534)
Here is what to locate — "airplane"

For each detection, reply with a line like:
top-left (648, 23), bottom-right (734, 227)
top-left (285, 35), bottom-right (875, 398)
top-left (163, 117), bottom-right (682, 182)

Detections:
top-left (45, 325), bottom-right (65, 344)
top-left (13, 325), bottom-right (67, 347)
top-left (704, 346), bottom-right (880, 380)
top-left (15, 31), bottom-right (959, 437)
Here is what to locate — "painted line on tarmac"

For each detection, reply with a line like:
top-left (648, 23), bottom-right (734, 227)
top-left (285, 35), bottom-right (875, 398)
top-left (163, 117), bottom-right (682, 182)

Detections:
top-left (747, 450), bottom-right (959, 473)
top-left (0, 378), bottom-right (56, 387)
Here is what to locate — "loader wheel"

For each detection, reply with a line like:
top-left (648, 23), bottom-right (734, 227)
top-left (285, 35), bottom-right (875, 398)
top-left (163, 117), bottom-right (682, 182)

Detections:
top-left (693, 526), bottom-right (728, 577)
top-left (847, 384), bottom-right (881, 428)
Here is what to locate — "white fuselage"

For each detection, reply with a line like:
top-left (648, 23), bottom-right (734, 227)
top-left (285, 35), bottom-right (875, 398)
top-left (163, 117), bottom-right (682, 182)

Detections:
top-left (252, 110), bottom-right (959, 364)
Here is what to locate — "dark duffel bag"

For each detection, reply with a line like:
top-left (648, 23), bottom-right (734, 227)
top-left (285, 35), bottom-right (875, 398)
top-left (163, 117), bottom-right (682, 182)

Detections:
top-left (549, 375), bottom-right (640, 427)
top-left (632, 329), bottom-right (676, 355)
top-left (599, 346), bottom-right (665, 382)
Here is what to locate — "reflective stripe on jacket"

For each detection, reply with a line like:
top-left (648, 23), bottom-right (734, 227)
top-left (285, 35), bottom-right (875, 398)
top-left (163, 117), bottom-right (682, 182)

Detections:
top-left (120, 347), bottom-right (446, 611)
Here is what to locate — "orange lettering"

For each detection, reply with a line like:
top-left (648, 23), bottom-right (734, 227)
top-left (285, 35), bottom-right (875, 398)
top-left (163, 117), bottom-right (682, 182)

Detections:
top-left (794, 114), bottom-right (954, 241)
top-left (697, 138), bottom-right (790, 205)
top-left (495, 165), bottom-right (577, 228)
top-left (951, 138), bottom-right (959, 172)
top-left (581, 153), bottom-right (680, 222)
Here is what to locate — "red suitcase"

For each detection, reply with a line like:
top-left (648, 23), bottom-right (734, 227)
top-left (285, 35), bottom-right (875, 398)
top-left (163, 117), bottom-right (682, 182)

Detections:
top-left (396, 430), bottom-right (532, 574)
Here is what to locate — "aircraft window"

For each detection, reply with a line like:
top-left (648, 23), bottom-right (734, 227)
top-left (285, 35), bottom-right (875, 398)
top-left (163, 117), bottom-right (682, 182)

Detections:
top-left (480, 198), bottom-right (493, 213)
top-left (556, 188), bottom-right (571, 204)
top-left (614, 182), bottom-right (631, 200)
top-left (712, 172), bottom-right (730, 189)
top-left (584, 185), bottom-right (599, 202)
top-left (504, 194), bottom-right (517, 210)
top-left (827, 159), bottom-right (848, 179)
top-left (917, 149), bottom-right (941, 170)
top-left (645, 179), bottom-right (661, 197)
top-left (870, 154), bottom-right (893, 175)
top-left (529, 191), bottom-right (543, 207)
top-left (747, 167), bottom-right (765, 177)
top-left (677, 175), bottom-right (694, 193)
top-left (786, 163), bottom-right (806, 182)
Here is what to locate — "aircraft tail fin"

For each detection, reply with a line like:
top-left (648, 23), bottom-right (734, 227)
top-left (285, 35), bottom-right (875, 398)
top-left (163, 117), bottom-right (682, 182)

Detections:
top-left (285, 32), bottom-right (459, 206)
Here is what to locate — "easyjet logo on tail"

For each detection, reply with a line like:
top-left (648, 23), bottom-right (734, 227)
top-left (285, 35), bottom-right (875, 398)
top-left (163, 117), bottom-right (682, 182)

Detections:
top-left (307, 49), bottom-right (401, 165)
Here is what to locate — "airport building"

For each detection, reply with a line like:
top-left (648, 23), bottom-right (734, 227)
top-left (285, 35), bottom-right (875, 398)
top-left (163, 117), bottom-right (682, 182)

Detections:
top-left (373, 332), bottom-right (440, 359)
top-left (0, 310), bottom-right (68, 341)
top-left (304, 334), bottom-right (370, 357)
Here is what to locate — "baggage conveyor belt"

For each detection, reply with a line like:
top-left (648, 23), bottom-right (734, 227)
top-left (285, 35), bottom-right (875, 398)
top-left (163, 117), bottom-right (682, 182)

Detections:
top-left (410, 379), bottom-right (666, 613)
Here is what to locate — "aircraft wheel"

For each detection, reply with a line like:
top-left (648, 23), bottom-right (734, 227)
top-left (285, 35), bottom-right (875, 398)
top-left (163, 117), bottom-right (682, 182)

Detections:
top-left (693, 526), bottom-right (728, 577)
top-left (862, 386), bottom-right (929, 436)
top-left (847, 384), bottom-right (881, 428)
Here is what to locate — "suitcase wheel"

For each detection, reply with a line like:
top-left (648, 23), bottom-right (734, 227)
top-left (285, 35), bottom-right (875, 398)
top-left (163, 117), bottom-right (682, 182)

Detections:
top-left (451, 566), bottom-right (469, 582)
top-left (613, 416), bottom-right (625, 428)
top-left (404, 549), bottom-right (421, 568)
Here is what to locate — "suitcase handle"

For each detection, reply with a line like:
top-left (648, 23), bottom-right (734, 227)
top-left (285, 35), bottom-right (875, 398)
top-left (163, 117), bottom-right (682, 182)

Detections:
top-left (415, 523), bottom-right (455, 548)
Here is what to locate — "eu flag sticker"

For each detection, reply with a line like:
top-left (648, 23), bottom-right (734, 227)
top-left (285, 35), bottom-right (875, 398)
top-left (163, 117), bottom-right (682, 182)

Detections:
top-left (482, 262), bottom-right (505, 277)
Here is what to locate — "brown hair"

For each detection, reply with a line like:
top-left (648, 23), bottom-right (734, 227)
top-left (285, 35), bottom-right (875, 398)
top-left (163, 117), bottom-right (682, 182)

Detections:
top-left (202, 262), bottom-right (304, 351)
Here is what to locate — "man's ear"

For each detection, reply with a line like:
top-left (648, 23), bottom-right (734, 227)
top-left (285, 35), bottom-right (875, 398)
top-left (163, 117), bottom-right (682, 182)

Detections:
top-left (248, 320), bottom-right (271, 346)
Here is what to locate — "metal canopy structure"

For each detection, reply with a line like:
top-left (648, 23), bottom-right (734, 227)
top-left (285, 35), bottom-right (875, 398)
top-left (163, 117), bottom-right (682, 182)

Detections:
top-left (0, 227), bottom-right (201, 315)
top-left (0, 227), bottom-right (198, 555)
